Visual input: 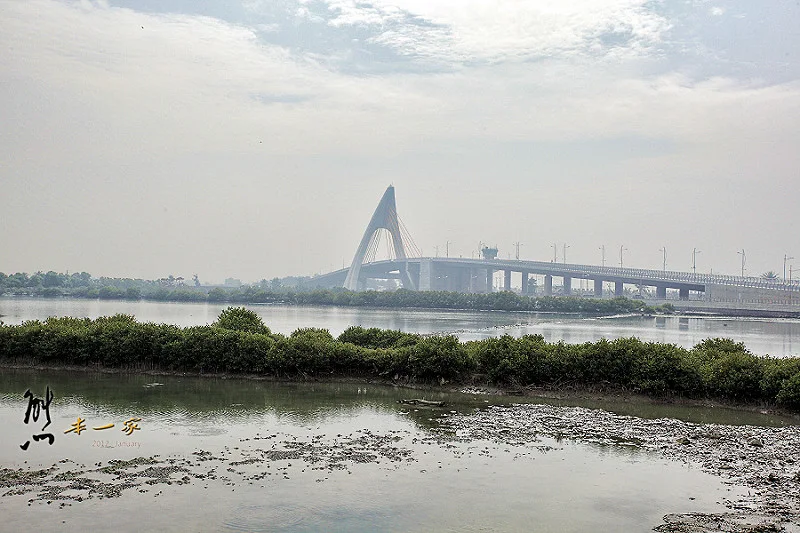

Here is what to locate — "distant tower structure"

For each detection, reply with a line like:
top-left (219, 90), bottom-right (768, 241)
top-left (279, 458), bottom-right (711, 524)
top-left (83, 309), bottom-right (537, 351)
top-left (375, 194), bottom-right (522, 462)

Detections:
top-left (344, 186), bottom-right (413, 291)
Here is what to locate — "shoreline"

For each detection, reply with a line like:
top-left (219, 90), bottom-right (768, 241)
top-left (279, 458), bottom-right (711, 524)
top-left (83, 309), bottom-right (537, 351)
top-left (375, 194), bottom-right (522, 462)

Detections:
top-left (2, 366), bottom-right (798, 532)
top-left (4, 292), bottom-right (800, 320)
top-left (3, 361), bottom-right (798, 423)
top-left (435, 402), bottom-right (800, 532)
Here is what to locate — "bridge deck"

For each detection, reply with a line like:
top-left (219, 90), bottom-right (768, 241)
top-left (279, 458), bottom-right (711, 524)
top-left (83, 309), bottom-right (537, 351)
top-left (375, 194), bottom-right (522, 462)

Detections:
top-left (311, 257), bottom-right (800, 294)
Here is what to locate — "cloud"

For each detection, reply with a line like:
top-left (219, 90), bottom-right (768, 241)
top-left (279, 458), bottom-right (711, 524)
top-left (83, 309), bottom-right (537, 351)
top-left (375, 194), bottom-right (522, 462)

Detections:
top-left (321, 0), bottom-right (671, 65)
top-left (1, 0), bottom-right (799, 278)
top-left (2, 0), bottom-right (798, 162)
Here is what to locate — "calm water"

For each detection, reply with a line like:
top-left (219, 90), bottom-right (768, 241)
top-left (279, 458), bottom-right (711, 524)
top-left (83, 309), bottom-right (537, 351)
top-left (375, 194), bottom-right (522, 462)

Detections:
top-left (2, 298), bottom-right (795, 531)
top-left (0, 368), bottom-right (770, 533)
top-left (1, 297), bottom-right (799, 356)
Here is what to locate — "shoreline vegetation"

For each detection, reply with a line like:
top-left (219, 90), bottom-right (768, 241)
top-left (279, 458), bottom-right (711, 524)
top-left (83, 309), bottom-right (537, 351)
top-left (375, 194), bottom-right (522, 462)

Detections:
top-left (0, 269), bottom-right (675, 315)
top-left (2, 307), bottom-right (799, 412)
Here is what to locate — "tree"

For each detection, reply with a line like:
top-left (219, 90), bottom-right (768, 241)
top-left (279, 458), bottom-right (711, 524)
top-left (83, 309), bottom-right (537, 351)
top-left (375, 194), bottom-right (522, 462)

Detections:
top-left (42, 271), bottom-right (64, 288)
top-left (214, 307), bottom-right (270, 334)
top-left (208, 288), bottom-right (227, 302)
top-left (70, 272), bottom-right (92, 287)
top-left (761, 271), bottom-right (779, 280)
top-left (125, 287), bottom-right (142, 300)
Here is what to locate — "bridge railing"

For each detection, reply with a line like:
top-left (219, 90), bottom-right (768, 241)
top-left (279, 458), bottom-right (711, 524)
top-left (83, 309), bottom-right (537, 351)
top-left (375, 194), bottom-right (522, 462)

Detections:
top-left (424, 258), bottom-right (800, 292)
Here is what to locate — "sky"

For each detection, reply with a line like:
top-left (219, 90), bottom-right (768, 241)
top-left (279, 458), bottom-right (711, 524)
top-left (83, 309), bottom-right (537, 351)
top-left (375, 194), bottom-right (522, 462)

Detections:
top-left (1, 0), bottom-right (799, 284)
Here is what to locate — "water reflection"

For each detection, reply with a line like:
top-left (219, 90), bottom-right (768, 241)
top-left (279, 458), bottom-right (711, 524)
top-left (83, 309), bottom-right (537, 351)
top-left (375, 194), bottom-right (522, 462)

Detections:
top-left (2, 297), bottom-right (800, 356)
top-left (0, 368), bottom-right (766, 533)
top-left (1, 367), bottom-right (794, 432)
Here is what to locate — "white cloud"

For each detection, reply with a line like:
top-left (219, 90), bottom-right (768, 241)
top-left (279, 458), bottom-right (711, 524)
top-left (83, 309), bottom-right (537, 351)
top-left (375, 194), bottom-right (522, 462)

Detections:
top-left (1, 0), bottom-right (799, 279)
top-left (2, 0), bottom-right (798, 160)
top-left (322, 0), bottom-right (671, 64)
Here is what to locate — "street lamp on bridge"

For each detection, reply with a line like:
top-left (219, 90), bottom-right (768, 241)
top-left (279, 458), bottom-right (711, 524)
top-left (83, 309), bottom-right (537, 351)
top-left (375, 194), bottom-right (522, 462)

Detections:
top-left (599, 245), bottom-right (605, 267)
top-left (659, 246), bottom-right (667, 271)
top-left (692, 248), bottom-right (701, 274)
top-left (619, 245), bottom-right (627, 268)
top-left (785, 254), bottom-right (794, 283)
top-left (737, 249), bottom-right (746, 277)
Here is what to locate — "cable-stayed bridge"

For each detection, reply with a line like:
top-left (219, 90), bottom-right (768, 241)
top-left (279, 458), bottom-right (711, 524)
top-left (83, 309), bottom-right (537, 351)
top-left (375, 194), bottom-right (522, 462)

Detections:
top-left (311, 187), bottom-right (799, 306)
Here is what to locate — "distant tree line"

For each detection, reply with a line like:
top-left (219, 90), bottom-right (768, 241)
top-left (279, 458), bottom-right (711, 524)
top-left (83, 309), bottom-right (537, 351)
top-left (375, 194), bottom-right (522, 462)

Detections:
top-left (1, 307), bottom-right (798, 410)
top-left (0, 270), bottom-right (672, 315)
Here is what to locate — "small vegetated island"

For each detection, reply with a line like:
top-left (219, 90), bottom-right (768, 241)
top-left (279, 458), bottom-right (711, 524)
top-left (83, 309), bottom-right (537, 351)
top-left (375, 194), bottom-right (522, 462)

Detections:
top-left (2, 306), bottom-right (799, 411)
top-left (0, 269), bottom-right (676, 314)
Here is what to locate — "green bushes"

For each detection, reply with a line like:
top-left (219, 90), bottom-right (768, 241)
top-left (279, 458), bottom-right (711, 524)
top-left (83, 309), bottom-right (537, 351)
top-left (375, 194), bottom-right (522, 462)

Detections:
top-left (214, 307), bottom-right (271, 335)
top-left (2, 309), bottom-right (800, 410)
top-left (776, 373), bottom-right (800, 409)
top-left (469, 335), bottom-right (530, 384)
top-left (3, 267), bottom-right (669, 317)
top-left (337, 326), bottom-right (421, 349)
top-left (690, 339), bottom-right (764, 401)
top-left (407, 335), bottom-right (472, 381)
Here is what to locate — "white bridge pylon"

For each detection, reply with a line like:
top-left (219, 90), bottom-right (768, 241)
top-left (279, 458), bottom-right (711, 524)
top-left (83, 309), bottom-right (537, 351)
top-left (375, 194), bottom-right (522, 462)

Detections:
top-left (343, 186), bottom-right (415, 291)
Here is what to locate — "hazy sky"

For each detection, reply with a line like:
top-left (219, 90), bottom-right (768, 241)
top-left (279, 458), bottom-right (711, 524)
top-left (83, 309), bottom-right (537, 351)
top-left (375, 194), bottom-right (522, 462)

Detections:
top-left (2, 0), bottom-right (798, 283)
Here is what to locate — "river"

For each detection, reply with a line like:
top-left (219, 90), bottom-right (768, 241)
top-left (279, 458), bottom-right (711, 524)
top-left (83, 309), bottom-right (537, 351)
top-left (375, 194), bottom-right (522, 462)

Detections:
top-left (1, 368), bottom-right (782, 532)
top-left (1, 297), bottom-right (799, 356)
top-left (2, 297), bottom-right (799, 531)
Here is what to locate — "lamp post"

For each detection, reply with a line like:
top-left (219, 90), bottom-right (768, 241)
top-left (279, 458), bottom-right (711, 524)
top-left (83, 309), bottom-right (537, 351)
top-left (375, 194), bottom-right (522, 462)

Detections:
top-left (513, 241), bottom-right (522, 260)
top-left (599, 245), bottom-right (606, 267)
top-left (563, 243), bottom-right (569, 264)
top-left (552, 243), bottom-right (557, 263)
top-left (446, 241), bottom-right (451, 258)
top-left (737, 249), bottom-right (746, 277)
top-left (659, 247), bottom-right (667, 271)
top-left (619, 245), bottom-right (627, 268)
top-left (692, 248), bottom-right (701, 274)
top-left (784, 254), bottom-right (794, 283)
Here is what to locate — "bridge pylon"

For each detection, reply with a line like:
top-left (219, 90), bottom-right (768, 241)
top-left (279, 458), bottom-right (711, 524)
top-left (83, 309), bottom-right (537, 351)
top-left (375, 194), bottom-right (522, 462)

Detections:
top-left (344, 186), bottom-right (414, 291)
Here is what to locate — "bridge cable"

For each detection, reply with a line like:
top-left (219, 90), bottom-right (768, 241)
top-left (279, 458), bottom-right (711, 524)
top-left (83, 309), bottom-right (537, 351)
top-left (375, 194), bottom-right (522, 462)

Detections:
top-left (397, 215), bottom-right (422, 258)
top-left (364, 230), bottom-right (380, 264)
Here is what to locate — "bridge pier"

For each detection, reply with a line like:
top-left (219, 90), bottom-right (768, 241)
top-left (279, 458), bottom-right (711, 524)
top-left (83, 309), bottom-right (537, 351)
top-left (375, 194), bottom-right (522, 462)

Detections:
top-left (486, 269), bottom-right (494, 293)
top-left (594, 279), bottom-right (603, 297)
top-left (453, 268), bottom-right (469, 292)
top-left (544, 275), bottom-right (553, 296)
top-left (563, 276), bottom-right (572, 296)
top-left (504, 270), bottom-right (512, 292)
top-left (656, 285), bottom-right (667, 299)
top-left (679, 287), bottom-right (689, 300)
top-left (615, 281), bottom-right (624, 296)
top-left (419, 258), bottom-right (432, 291)
top-left (521, 272), bottom-right (529, 294)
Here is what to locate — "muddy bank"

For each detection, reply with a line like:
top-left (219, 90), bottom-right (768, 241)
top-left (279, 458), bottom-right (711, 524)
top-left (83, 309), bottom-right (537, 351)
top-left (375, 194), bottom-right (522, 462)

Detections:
top-left (2, 373), bottom-right (799, 531)
top-left (433, 402), bottom-right (800, 532)
top-left (1, 429), bottom-right (418, 506)
top-left (4, 361), bottom-right (799, 423)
